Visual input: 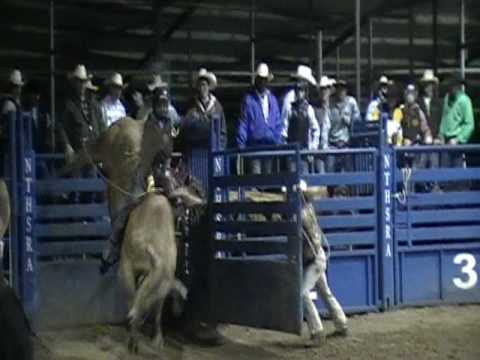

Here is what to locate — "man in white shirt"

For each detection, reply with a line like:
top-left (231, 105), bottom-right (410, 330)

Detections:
top-left (101, 72), bottom-right (126, 127)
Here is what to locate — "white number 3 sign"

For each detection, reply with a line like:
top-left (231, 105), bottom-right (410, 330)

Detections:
top-left (453, 253), bottom-right (478, 290)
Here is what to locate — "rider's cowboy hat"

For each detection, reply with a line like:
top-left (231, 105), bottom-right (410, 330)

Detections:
top-left (290, 65), bottom-right (317, 86)
top-left (378, 75), bottom-right (394, 86)
top-left (69, 64), bottom-right (90, 81)
top-left (318, 76), bottom-right (331, 89)
top-left (196, 68), bottom-right (217, 89)
top-left (147, 74), bottom-right (169, 92)
top-left (9, 69), bottom-right (25, 86)
top-left (105, 72), bottom-right (125, 88)
top-left (255, 63), bottom-right (274, 81)
top-left (420, 69), bottom-right (439, 84)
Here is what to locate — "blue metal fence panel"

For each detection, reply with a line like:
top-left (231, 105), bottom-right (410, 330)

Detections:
top-left (304, 149), bottom-right (380, 314)
top-left (393, 146), bottom-right (480, 307)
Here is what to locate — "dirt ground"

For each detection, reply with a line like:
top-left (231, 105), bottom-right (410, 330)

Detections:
top-left (36, 305), bottom-right (480, 360)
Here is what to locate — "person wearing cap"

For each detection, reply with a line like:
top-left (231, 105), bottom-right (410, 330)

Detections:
top-left (101, 72), bottom-right (126, 127)
top-left (366, 75), bottom-right (393, 122)
top-left (237, 63), bottom-right (282, 174)
top-left (136, 74), bottom-right (180, 128)
top-left (282, 65), bottom-right (319, 173)
top-left (397, 84), bottom-right (432, 147)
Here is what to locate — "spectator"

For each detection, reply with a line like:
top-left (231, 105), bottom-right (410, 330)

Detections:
top-left (136, 74), bottom-right (180, 129)
top-left (329, 79), bottom-right (360, 148)
top-left (327, 79), bottom-right (359, 195)
top-left (283, 65), bottom-right (319, 173)
top-left (313, 76), bottom-right (332, 173)
top-left (397, 84), bottom-right (432, 147)
top-left (1, 70), bottom-right (25, 177)
top-left (60, 65), bottom-right (105, 202)
top-left (439, 74), bottom-right (475, 181)
top-left (236, 63), bottom-right (282, 174)
top-left (101, 72), bottom-right (126, 127)
top-left (439, 74), bottom-right (474, 147)
top-left (419, 70), bottom-right (442, 142)
top-left (366, 75), bottom-right (393, 122)
top-left (180, 68), bottom-right (227, 186)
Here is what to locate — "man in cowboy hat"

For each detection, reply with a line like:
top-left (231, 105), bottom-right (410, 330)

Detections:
top-left (60, 65), bottom-right (106, 202)
top-left (418, 70), bottom-right (442, 142)
top-left (180, 68), bottom-right (226, 184)
top-left (366, 75), bottom-right (393, 122)
top-left (101, 72), bottom-right (126, 127)
top-left (312, 76), bottom-right (332, 173)
top-left (237, 63), bottom-right (283, 174)
top-left (282, 65), bottom-right (319, 173)
top-left (1, 69), bottom-right (26, 178)
top-left (176, 71), bottom-right (228, 347)
top-left (327, 79), bottom-right (360, 188)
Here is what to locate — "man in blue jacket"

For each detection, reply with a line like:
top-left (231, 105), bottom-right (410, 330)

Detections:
top-left (237, 63), bottom-right (283, 174)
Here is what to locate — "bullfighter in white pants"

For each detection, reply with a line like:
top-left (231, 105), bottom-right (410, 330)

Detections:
top-left (301, 187), bottom-right (348, 345)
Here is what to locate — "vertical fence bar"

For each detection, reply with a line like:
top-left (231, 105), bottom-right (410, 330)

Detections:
top-left (378, 114), bottom-right (395, 309)
top-left (459, 0), bottom-right (466, 79)
top-left (250, 0), bottom-right (256, 85)
top-left (336, 47), bottom-right (341, 80)
top-left (49, 0), bottom-right (56, 152)
top-left (355, 0), bottom-right (361, 104)
top-left (408, 6), bottom-right (415, 78)
top-left (8, 111), bottom-right (19, 292)
top-left (432, 0), bottom-right (438, 75)
top-left (316, 30), bottom-right (323, 83)
top-left (368, 18), bottom-right (374, 99)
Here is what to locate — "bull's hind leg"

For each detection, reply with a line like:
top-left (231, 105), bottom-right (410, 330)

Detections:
top-left (119, 259), bottom-right (141, 354)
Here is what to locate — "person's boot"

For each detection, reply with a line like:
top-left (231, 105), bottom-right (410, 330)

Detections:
top-left (309, 331), bottom-right (327, 347)
top-left (332, 325), bottom-right (349, 337)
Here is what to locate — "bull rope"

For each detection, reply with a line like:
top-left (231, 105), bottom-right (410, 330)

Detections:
top-left (393, 167), bottom-right (412, 206)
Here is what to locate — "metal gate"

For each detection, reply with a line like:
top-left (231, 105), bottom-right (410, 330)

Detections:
top-left (392, 145), bottom-right (480, 306)
top-left (208, 146), bottom-right (304, 334)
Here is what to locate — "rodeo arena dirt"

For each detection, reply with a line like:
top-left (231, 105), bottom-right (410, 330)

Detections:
top-left (2, 1), bottom-right (480, 360)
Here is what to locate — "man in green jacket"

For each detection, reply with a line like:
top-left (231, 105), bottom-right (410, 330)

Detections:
top-left (439, 74), bottom-right (475, 172)
top-left (440, 74), bottom-right (475, 146)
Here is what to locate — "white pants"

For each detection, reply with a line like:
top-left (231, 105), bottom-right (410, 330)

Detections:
top-left (302, 247), bottom-right (347, 335)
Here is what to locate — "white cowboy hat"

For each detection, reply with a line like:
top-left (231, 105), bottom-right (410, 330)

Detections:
top-left (255, 63), bottom-right (274, 81)
top-left (319, 76), bottom-right (331, 88)
top-left (147, 74), bottom-right (169, 92)
top-left (105, 72), bottom-right (124, 87)
top-left (290, 65), bottom-right (317, 86)
top-left (378, 75), bottom-right (393, 86)
top-left (9, 69), bottom-right (25, 86)
top-left (329, 77), bottom-right (337, 87)
top-left (420, 69), bottom-right (439, 84)
top-left (196, 68), bottom-right (217, 89)
top-left (69, 64), bottom-right (89, 81)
